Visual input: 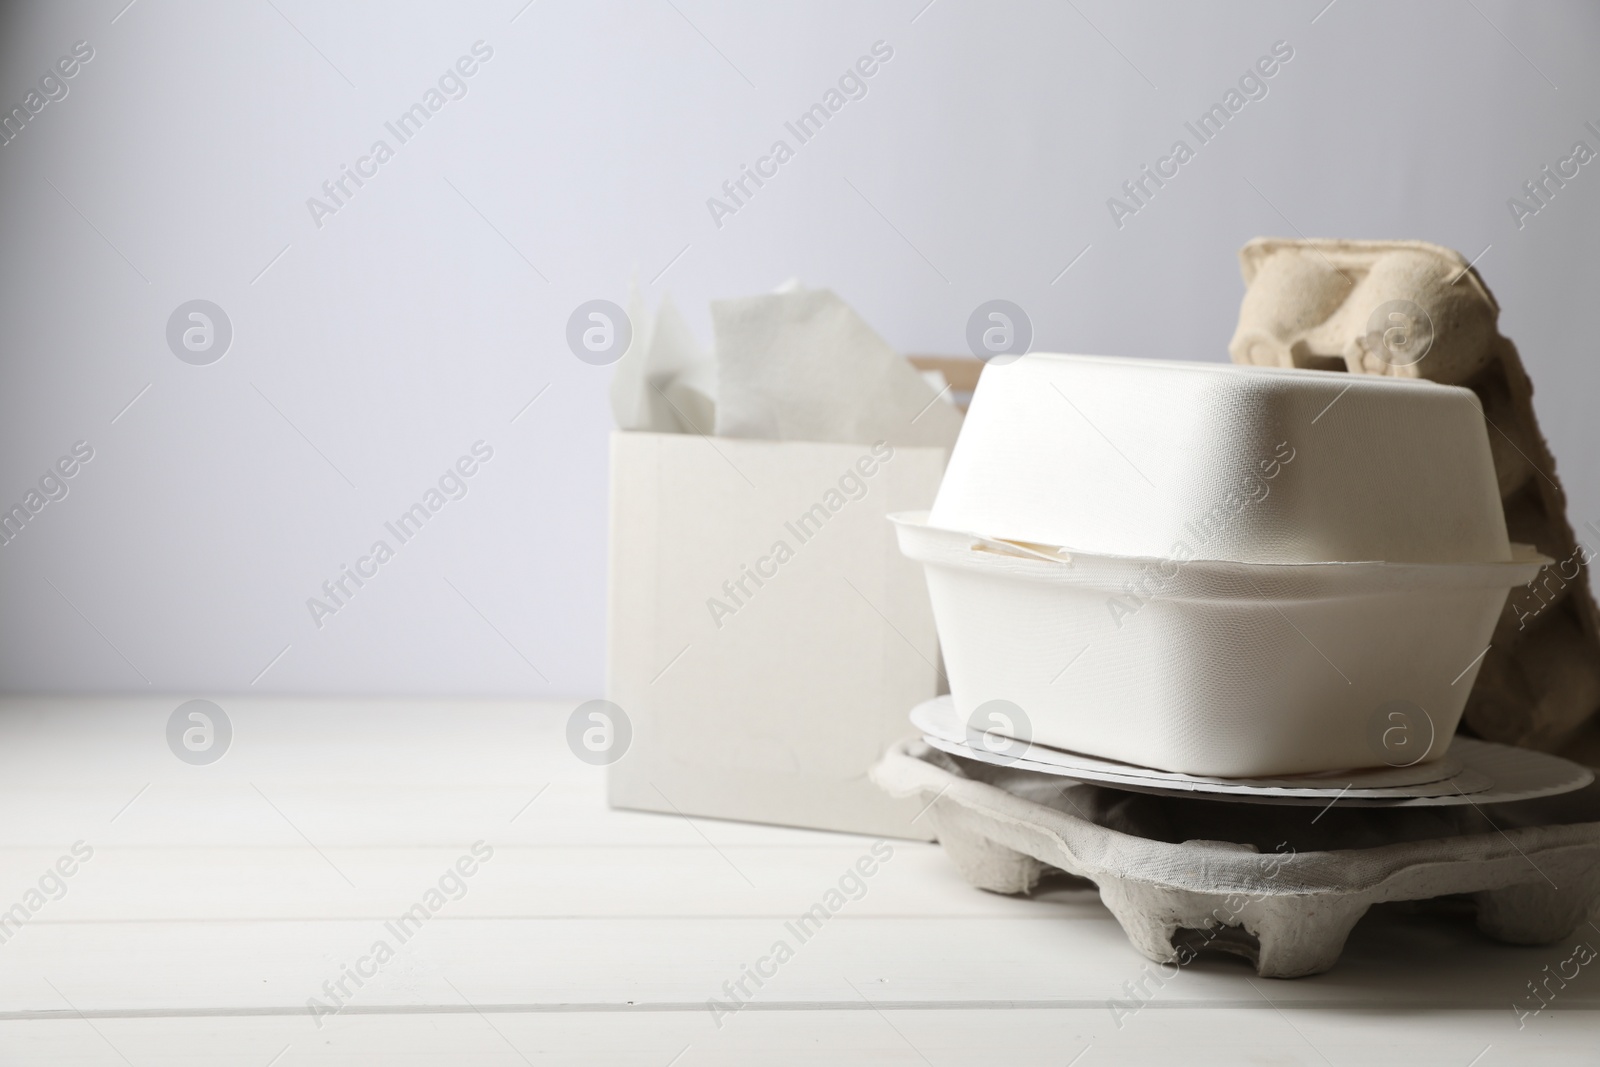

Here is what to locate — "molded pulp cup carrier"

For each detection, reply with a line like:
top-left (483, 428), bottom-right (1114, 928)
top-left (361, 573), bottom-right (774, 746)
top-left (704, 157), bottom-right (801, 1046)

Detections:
top-left (898, 354), bottom-right (1546, 778)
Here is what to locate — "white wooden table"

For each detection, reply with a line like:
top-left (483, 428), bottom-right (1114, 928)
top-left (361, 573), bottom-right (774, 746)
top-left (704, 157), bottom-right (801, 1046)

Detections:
top-left (0, 698), bottom-right (1592, 1065)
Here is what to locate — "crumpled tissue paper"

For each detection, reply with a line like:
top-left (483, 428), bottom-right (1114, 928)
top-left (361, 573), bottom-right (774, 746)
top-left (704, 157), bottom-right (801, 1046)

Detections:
top-left (609, 282), bottom-right (962, 450)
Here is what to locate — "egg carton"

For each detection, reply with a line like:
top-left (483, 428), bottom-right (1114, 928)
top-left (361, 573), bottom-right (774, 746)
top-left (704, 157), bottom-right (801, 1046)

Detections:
top-left (1228, 238), bottom-right (1600, 759)
top-left (872, 738), bottom-right (1600, 978)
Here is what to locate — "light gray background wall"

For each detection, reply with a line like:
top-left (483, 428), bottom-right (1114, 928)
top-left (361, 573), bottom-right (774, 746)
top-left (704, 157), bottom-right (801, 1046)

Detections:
top-left (0, 0), bottom-right (1595, 697)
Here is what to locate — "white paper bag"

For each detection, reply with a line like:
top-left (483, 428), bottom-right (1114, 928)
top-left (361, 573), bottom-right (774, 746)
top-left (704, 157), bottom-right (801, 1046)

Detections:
top-left (606, 431), bottom-right (946, 838)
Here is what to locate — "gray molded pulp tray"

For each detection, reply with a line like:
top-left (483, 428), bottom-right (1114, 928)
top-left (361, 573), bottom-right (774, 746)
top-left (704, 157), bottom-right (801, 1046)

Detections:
top-left (872, 738), bottom-right (1600, 977)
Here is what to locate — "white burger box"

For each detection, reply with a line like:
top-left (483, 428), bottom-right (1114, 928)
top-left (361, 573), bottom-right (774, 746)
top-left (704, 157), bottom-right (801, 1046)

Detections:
top-left (900, 354), bottom-right (1548, 778)
top-left (606, 430), bottom-right (948, 839)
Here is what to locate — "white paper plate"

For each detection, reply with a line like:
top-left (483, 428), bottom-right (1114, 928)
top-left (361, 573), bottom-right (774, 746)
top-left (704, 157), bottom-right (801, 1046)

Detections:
top-left (910, 696), bottom-right (1593, 806)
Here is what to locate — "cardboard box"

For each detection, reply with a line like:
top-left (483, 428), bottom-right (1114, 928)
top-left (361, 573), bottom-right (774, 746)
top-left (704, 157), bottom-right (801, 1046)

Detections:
top-left (606, 430), bottom-right (946, 839)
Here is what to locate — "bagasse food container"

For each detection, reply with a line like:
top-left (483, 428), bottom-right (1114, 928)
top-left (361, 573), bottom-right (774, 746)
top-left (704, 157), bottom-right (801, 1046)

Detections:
top-left (900, 353), bottom-right (1547, 778)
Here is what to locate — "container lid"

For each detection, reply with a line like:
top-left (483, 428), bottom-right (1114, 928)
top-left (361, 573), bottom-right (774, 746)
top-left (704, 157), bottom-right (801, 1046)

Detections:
top-left (929, 353), bottom-right (1511, 565)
